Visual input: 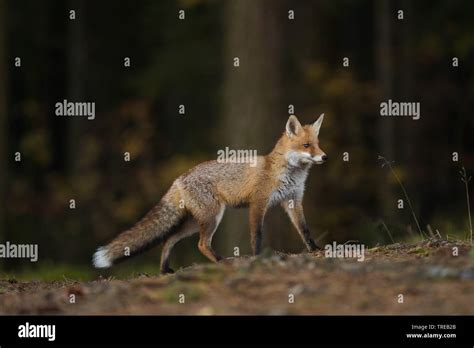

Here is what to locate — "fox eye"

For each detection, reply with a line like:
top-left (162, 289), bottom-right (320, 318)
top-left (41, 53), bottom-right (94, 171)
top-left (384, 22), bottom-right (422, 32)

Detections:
top-left (302, 143), bottom-right (311, 148)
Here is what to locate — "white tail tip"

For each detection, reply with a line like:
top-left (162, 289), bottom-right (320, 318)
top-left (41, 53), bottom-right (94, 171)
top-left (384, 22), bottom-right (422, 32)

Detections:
top-left (93, 247), bottom-right (112, 268)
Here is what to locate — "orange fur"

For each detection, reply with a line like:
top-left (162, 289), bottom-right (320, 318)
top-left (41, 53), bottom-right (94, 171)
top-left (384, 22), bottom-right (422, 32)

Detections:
top-left (93, 114), bottom-right (327, 273)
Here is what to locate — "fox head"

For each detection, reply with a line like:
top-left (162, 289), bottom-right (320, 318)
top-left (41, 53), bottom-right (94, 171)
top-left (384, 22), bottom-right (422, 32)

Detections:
top-left (280, 114), bottom-right (327, 167)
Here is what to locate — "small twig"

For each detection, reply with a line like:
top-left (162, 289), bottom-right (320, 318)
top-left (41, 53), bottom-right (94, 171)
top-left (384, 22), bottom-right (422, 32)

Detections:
top-left (446, 234), bottom-right (456, 242)
top-left (343, 240), bottom-right (359, 245)
top-left (378, 155), bottom-right (424, 239)
top-left (460, 167), bottom-right (473, 245)
top-left (380, 219), bottom-right (395, 243)
top-left (315, 230), bottom-right (329, 245)
top-left (427, 224), bottom-right (435, 238)
top-left (62, 275), bottom-right (77, 284)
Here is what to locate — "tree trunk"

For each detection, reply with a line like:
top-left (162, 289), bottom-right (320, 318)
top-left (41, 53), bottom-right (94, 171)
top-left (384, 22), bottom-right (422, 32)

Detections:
top-left (375, 0), bottom-right (395, 219)
top-left (220, 0), bottom-right (283, 255)
top-left (0, 0), bottom-right (8, 248)
top-left (67, 0), bottom-right (86, 175)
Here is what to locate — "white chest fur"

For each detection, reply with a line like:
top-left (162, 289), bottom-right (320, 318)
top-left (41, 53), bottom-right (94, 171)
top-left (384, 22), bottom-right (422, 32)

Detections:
top-left (268, 167), bottom-right (309, 207)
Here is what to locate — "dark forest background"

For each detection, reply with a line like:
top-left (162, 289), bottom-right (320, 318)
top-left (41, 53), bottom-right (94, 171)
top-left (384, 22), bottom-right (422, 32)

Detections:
top-left (0, 0), bottom-right (473, 277)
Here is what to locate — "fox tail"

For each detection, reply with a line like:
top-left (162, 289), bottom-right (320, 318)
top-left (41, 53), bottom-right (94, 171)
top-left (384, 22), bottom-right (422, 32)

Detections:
top-left (92, 184), bottom-right (186, 268)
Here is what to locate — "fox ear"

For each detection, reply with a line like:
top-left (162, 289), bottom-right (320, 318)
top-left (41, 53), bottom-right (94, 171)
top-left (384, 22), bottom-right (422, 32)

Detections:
top-left (286, 115), bottom-right (302, 138)
top-left (312, 113), bottom-right (324, 137)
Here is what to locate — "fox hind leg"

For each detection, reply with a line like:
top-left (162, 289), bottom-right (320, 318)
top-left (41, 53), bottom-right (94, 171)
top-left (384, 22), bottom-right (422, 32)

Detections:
top-left (160, 218), bottom-right (199, 274)
top-left (197, 205), bottom-right (225, 263)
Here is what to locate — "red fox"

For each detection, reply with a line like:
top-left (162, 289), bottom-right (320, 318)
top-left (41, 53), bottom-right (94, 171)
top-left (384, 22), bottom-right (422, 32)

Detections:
top-left (93, 114), bottom-right (327, 273)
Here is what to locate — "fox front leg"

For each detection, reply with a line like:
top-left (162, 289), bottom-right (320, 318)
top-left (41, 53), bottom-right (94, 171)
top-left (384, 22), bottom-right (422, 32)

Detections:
top-left (249, 202), bottom-right (267, 255)
top-left (282, 199), bottom-right (320, 252)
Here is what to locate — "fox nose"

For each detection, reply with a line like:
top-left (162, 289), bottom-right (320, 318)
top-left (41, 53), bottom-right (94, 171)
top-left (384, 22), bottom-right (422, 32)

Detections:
top-left (322, 155), bottom-right (328, 162)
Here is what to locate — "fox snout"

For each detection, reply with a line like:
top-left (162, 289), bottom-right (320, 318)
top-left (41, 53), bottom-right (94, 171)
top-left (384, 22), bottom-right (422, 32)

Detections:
top-left (312, 154), bottom-right (328, 164)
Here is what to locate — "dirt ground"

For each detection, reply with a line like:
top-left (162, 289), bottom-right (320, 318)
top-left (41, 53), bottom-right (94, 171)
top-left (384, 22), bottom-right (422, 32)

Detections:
top-left (0, 238), bottom-right (473, 315)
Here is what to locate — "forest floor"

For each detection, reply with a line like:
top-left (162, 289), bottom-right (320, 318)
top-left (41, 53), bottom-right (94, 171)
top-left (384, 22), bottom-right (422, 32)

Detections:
top-left (0, 238), bottom-right (473, 315)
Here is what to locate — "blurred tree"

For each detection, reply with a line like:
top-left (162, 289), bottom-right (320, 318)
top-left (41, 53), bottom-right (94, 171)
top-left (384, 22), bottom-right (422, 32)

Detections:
top-left (375, 0), bottom-right (395, 221)
top-left (220, 0), bottom-right (284, 254)
top-left (398, 0), bottom-right (420, 233)
top-left (67, 0), bottom-right (86, 175)
top-left (0, 0), bottom-right (7, 249)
